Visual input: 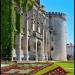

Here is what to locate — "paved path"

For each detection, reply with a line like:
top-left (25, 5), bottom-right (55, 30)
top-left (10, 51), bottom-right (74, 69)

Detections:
top-left (1, 64), bottom-right (9, 67)
top-left (1, 64), bottom-right (12, 67)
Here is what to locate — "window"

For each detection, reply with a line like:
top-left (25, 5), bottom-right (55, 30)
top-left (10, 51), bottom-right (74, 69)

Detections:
top-left (38, 26), bottom-right (40, 33)
top-left (51, 47), bottom-right (54, 51)
top-left (33, 24), bottom-right (35, 31)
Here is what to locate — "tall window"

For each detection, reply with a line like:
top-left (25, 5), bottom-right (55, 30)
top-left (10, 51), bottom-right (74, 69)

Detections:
top-left (33, 24), bottom-right (35, 31)
top-left (38, 26), bottom-right (40, 33)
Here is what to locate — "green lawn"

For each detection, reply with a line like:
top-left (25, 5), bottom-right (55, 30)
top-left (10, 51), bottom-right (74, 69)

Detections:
top-left (55, 61), bottom-right (74, 75)
top-left (33, 63), bottom-right (58, 75)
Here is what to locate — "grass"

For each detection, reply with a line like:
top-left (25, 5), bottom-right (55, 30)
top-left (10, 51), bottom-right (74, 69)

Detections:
top-left (55, 61), bottom-right (74, 75)
top-left (33, 64), bottom-right (58, 75)
top-left (33, 61), bottom-right (73, 75)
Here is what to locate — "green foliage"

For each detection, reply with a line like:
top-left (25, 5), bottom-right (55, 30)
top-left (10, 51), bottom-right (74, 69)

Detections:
top-left (16, 0), bottom-right (34, 11)
top-left (11, 0), bottom-right (16, 48)
top-left (15, 0), bottom-right (35, 33)
top-left (21, 0), bottom-right (27, 10)
top-left (1, 0), bottom-right (10, 48)
top-left (1, 0), bottom-right (34, 61)
top-left (16, 14), bottom-right (21, 33)
top-left (1, 0), bottom-right (16, 60)
top-left (15, 0), bottom-right (22, 33)
top-left (55, 61), bottom-right (74, 75)
top-left (26, 0), bottom-right (35, 10)
top-left (1, 0), bottom-right (11, 56)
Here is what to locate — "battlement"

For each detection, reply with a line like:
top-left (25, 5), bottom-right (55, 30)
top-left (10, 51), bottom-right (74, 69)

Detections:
top-left (46, 12), bottom-right (66, 16)
top-left (46, 12), bottom-right (66, 20)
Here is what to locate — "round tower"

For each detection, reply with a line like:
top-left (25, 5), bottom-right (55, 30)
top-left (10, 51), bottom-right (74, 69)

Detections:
top-left (47, 12), bottom-right (67, 61)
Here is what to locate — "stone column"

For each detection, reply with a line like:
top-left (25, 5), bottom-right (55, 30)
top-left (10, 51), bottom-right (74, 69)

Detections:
top-left (36, 38), bottom-right (38, 61)
top-left (26, 19), bottom-right (29, 61)
top-left (46, 32), bottom-right (48, 61)
top-left (42, 29), bottom-right (45, 61)
top-left (18, 33), bottom-right (22, 61)
top-left (12, 48), bottom-right (16, 61)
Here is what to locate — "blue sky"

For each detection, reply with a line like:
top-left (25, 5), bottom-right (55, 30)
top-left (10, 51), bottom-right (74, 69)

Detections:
top-left (40, 0), bottom-right (74, 44)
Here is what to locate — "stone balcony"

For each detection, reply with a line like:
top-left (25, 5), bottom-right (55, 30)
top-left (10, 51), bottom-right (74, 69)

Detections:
top-left (33, 31), bottom-right (43, 40)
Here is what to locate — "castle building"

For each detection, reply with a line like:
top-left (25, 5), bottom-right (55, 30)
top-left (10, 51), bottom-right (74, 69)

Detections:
top-left (12, 1), bottom-right (67, 61)
top-left (12, 1), bottom-right (50, 61)
top-left (47, 12), bottom-right (67, 61)
top-left (66, 43), bottom-right (74, 60)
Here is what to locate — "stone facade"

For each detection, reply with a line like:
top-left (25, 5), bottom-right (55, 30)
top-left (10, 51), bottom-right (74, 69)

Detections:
top-left (47, 12), bottom-right (67, 61)
top-left (12, 1), bottom-right (67, 61)
top-left (66, 43), bottom-right (74, 60)
top-left (12, 2), bottom-right (50, 61)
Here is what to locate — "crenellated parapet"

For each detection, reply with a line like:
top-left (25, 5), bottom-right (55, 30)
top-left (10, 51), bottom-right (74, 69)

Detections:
top-left (46, 12), bottom-right (66, 21)
top-left (48, 12), bottom-right (65, 16)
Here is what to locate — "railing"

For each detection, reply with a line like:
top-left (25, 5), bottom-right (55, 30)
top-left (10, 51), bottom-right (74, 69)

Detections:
top-left (33, 31), bottom-right (43, 39)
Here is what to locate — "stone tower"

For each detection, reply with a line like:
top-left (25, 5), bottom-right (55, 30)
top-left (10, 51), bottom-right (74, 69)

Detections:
top-left (47, 12), bottom-right (67, 61)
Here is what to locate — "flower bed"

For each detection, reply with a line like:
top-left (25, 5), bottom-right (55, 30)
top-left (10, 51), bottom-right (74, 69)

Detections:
top-left (1, 62), bottom-right (68, 75)
top-left (42, 67), bottom-right (68, 75)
